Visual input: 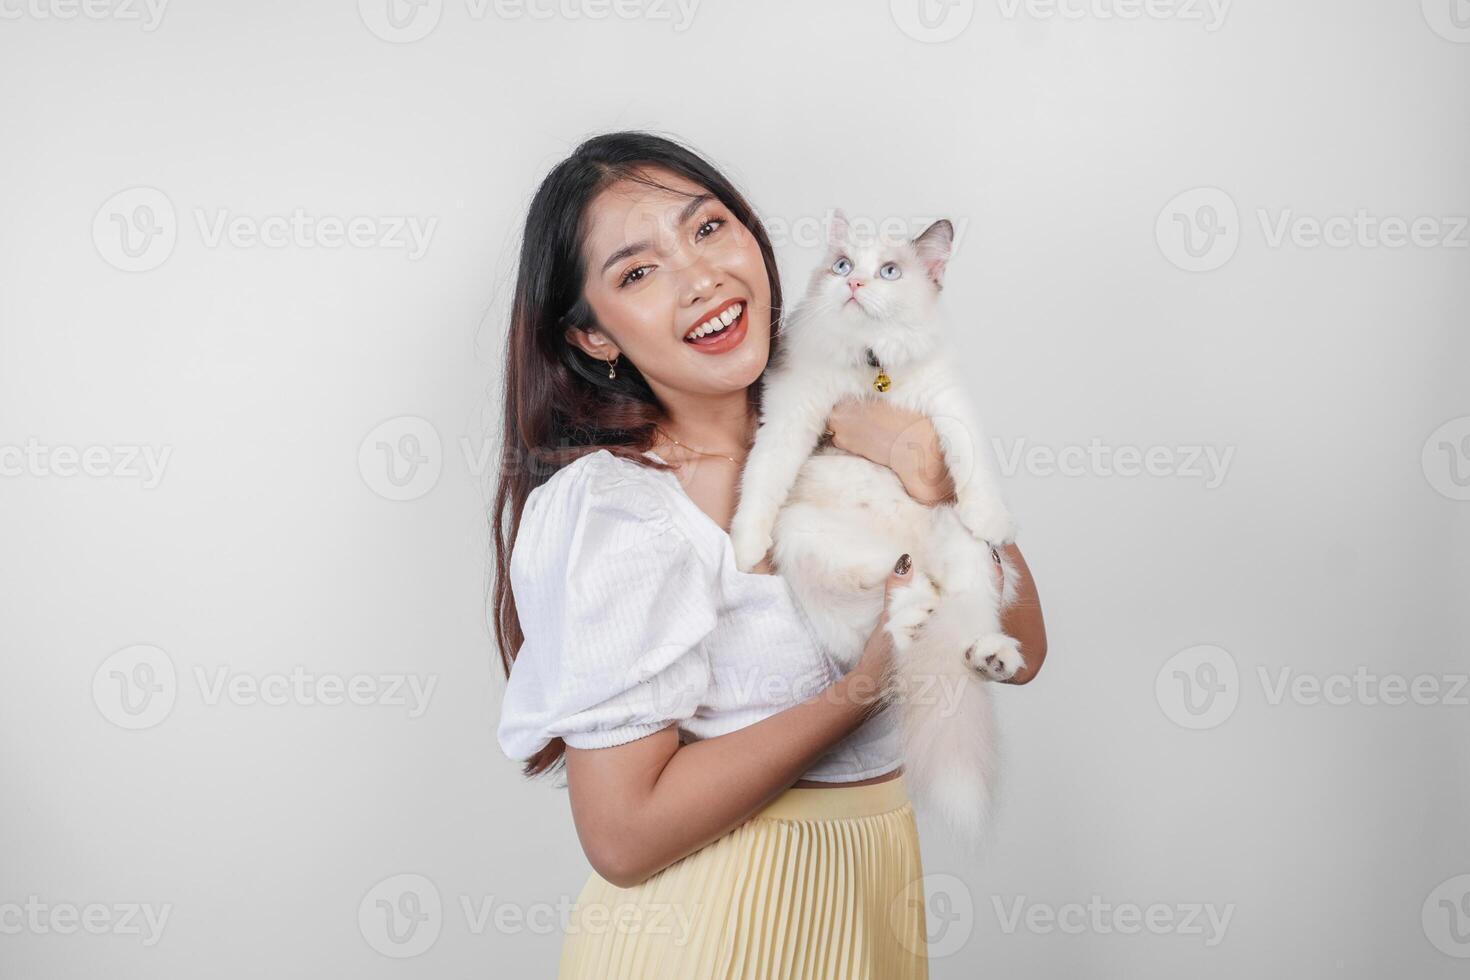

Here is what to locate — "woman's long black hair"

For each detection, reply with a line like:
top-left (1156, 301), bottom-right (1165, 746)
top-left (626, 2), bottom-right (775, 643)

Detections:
top-left (492, 131), bottom-right (783, 777)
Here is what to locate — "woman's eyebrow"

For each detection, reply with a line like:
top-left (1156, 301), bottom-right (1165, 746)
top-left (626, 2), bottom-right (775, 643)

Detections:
top-left (598, 194), bottom-right (714, 274)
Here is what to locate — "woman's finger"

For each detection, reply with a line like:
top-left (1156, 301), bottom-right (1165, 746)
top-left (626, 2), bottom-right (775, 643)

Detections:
top-left (880, 553), bottom-right (912, 621)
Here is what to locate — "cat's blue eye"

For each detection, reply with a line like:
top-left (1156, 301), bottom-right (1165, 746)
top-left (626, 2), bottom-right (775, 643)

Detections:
top-left (831, 257), bottom-right (852, 276)
top-left (879, 262), bottom-right (901, 281)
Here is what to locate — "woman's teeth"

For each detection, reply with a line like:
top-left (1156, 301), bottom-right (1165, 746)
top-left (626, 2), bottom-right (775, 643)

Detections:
top-left (686, 302), bottom-right (743, 341)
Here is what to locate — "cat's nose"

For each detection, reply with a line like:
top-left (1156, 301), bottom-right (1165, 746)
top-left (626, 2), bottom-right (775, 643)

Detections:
top-left (849, 280), bottom-right (865, 291)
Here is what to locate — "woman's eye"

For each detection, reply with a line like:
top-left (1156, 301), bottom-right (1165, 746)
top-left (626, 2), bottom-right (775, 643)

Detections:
top-left (619, 265), bottom-right (652, 287)
top-left (696, 216), bottom-right (726, 240)
top-left (832, 257), bottom-right (852, 276)
top-left (879, 262), bottom-right (901, 281)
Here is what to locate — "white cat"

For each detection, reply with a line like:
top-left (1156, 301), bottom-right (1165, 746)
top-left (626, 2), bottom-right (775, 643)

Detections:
top-left (729, 211), bottom-right (1022, 843)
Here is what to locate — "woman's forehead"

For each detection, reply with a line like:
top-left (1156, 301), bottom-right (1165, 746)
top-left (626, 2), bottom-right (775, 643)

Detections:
top-left (585, 170), bottom-right (711, 255)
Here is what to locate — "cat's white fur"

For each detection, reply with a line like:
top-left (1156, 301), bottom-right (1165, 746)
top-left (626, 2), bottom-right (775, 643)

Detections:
top-left (729, 211), bottom-right (1021, 844)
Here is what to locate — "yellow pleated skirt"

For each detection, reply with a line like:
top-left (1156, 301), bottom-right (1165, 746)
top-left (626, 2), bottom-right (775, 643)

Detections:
top-left (558, 774), bottom-right (929, 979)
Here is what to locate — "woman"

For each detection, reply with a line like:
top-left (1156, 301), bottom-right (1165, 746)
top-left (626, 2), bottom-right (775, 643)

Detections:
top-left (493, 132), bottom-right (1047, 978)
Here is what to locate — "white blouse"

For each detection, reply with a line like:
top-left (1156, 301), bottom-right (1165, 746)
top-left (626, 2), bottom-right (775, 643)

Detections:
top-left (496, 447), bottom-right (902, 783)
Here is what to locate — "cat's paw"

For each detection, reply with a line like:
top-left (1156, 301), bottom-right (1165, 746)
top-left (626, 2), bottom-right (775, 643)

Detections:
top-left (956, 501), bottom-right (1015, 547)
top-left (883, 571), bottom-right (939, 652)
top-left (963, 633), bottom-right (1025, 682)
top-left (730, 519), bottom-right (774, 573)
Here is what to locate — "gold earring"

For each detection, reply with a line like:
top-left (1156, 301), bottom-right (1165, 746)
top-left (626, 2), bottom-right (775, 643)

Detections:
top-left (606, 353), bottom-right (619, 379)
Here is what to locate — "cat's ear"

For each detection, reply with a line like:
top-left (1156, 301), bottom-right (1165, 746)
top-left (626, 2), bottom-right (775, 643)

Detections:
top-left (825, 209), bottom-right (850, 250)
top-left (912, 219), bottom-right (954, 286)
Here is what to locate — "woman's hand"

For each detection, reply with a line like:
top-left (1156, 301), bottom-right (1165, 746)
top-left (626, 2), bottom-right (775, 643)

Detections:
top-left (825, 401), bottom-right (1046, 685)
top-left (824, 396), bottom-right (955, 505)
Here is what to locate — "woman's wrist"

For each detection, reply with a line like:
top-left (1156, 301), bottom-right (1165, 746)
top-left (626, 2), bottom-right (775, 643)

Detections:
top-left (843, 652), bottom-right (898, 724)
top-left (888, 420), bottom-right (955, 505)
top-left (823, 663), bottom-right (887, 730)
top-left (825, 400), bottom-right (956, 506)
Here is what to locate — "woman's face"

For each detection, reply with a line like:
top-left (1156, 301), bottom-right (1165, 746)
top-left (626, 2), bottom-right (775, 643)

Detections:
top-left (567, 167), bottom-right (773, 401)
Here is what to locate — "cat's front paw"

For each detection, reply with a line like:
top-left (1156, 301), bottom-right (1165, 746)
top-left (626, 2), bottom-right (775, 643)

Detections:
top-left (956, 501), bottom-right (1015, 546)
top-left (730, 517), bottom-right (775, 573)
top-left (963, 633), bottom-right (1025, 682)
top-left (883, 571), bottom-right (939, 652)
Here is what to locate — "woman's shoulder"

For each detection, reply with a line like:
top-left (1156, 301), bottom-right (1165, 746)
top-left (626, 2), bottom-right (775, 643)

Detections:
top-left (519, 448), bottom-right (715, 554)
top-left (525, 448), bottom-right (675, 521)
top-left (513, 447), bottom-right (723, 591)
top-left (533, 446), bottom-right (656, 488)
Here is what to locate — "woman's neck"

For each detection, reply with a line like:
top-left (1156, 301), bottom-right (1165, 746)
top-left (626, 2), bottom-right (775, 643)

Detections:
top-left (655, 390), bottom-right (755, 459)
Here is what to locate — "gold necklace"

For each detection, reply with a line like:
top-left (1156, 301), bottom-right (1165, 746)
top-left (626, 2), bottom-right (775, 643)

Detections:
top-left (655, 426), bottom-right (746, 464)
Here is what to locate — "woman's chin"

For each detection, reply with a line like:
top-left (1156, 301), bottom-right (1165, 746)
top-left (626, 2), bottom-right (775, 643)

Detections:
top-left (688, 331), bottom-right (770, 393)
top-left (676, 356), bottom-right (768, 399)
top-left (725, 343), bottom-right (772, 392)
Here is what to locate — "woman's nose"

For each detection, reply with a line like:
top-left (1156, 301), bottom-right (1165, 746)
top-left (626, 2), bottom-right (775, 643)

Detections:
top-left (680, 256), bottom-right (722, 304)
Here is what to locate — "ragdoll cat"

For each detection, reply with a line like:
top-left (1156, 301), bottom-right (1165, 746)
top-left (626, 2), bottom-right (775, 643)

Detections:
top-left (729, 211), bottom-right (1022, 843)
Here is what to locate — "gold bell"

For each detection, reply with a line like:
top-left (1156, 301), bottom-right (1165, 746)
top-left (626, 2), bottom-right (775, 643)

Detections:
top-left (865, 348), bottom-right (891, 393)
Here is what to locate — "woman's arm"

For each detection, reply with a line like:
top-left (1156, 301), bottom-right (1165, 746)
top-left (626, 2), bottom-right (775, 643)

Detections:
top-left (825, 396), bottom-right (957, 504)
top-left (996, 542), bottom-right (1047, 684)
top-left (565, 563), bottom-right (909, 888)
top-left (826, 397), bottom-right (1048, 684)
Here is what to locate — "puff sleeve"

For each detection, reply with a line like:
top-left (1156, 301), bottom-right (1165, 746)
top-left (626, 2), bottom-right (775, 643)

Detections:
top-left (497, 452), bottom-right (720, 758)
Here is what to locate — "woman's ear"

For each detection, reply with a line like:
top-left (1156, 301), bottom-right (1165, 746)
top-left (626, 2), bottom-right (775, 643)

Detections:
top-left (563, 325), bottom-right (620, 361)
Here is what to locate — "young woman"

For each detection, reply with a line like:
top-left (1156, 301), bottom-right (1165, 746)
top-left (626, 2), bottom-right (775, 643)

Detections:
top-left (493, 132), bottom-right (1047, 978)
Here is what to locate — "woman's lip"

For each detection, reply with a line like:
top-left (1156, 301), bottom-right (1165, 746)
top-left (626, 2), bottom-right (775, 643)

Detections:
top-left (684, 304), bottom-right (748, 354)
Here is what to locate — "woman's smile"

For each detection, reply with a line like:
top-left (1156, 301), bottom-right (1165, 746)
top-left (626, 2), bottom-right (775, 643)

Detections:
top-left (682, 298), bottom-right (748, 354)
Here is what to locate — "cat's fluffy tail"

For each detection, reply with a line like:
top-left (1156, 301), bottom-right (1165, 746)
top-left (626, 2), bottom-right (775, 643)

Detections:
top-left (891, 600), bottom-right (1002, 849)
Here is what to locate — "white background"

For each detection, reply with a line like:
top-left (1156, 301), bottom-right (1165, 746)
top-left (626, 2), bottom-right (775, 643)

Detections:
top-left (1, 0), bottom-right (1467, 976)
